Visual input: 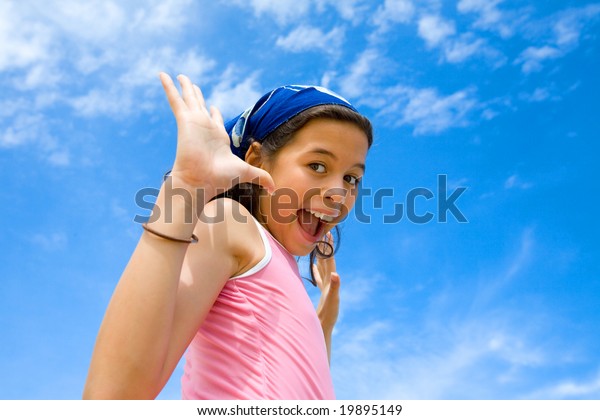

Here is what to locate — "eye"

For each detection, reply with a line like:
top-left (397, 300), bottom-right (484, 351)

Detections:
top-left (344, 174), bottom-right (361, 186)
top-left (309, 163), bottom-right (326, 173)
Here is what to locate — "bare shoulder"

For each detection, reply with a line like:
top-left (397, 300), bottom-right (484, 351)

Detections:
top-left (194, 197), bottom-right (264, 277)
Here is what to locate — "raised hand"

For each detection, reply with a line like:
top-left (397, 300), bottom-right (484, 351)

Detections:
top-left (159, 73), bottom-right (274, 196)
top-left (313, 232), bottom-right (340, 336)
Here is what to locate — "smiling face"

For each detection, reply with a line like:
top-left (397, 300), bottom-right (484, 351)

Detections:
top-left (254, 118), bottom-right (369, 256)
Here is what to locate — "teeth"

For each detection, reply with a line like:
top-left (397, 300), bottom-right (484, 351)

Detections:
top-left (309, 209), bottom-right (335, 222)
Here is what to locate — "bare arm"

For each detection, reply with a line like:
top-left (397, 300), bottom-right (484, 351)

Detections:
top-left (314, 233), bottom-right (341, 365)
top-left (83, 74), bottom-right (274, 399)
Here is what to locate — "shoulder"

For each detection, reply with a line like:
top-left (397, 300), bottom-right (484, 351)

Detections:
top-left (195, 197), bottom-right (264, 276)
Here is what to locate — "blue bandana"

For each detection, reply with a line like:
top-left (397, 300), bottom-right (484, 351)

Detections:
top-left (224, 85), bottom-right (358, 159)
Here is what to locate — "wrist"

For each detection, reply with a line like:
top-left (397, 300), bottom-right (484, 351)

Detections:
top-left (143, 175), bottom-right (208, 239)
top-left (319, 319), bottom-right (335, 336)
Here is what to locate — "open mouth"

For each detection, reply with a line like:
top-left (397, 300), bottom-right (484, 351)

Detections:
top-left (297, 208), bottom-right (329, 240)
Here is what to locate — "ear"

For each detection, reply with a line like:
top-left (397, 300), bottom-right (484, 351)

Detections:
top-left (245, 142), bottom-right (264, 168)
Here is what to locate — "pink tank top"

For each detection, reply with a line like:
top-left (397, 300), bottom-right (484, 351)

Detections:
top-left (181, 219), bottom-right (335, 399)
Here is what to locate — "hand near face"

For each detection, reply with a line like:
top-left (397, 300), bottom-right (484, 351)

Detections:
top-left (159, 73), bottom-right (274, 196)
top-left (313, 232), bottom-right (340, 335)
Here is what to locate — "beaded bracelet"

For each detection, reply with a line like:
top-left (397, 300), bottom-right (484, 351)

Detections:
top-left (142, 223), bottom-right (198, 244)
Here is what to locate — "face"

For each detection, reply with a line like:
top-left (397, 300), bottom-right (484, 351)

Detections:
top-left (255, 118), bottom-right (369, 256)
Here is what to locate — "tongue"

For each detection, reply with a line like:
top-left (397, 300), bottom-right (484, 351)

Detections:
top-left (298, 209), bottom-right (320, 237)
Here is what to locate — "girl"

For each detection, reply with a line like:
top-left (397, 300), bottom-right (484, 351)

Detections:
top-left (83, 73), bottom-right (373, 399)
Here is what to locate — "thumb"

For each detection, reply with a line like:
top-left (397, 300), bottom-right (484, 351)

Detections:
top-left (239, 164), bottom-right (275, 195)
top-left (327, 272), bottom-right (341, 296)
top-left (330, 272), bottom-right (341, 290)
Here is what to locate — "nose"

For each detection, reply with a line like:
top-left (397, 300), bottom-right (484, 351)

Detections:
top-left (324, 186), bottom-right (347, 208)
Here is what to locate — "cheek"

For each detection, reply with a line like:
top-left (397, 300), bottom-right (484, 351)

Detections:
top-left (345, 189), bottom-right (358, 209)
top-left (266, 191), bottom-right (302, 224)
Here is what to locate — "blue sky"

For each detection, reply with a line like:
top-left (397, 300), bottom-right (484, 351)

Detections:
top-left (1, 0), bottom-right (599, 399)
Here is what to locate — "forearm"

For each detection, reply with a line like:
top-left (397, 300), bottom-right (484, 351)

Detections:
top-left (84, 179), bottom-right (209, 399)
top-left (322, 325), bottom-right (333, 365)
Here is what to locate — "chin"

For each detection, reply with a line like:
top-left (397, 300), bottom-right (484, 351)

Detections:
top-left (286, 244), bottom-right (315, 258)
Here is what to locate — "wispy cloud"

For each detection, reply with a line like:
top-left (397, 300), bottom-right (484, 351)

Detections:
top-left (337, 48), bottom-right (382, 100)
top-left (380, 85), bottom-right (479, 135)
top-left (416, 13), bottom-right (504, 65)
top-left (457, 0), bottom-right (518, 38)
top-left (0, 2), bottom-right (55, 72)
top-left (226, 0), bottom-right (311, 25)
top-left (0, 0), bottom-right (214, 166)
top-left (515, 4), bottom-right (600, 74)
top-left (504, 174), bottom-right (534, 190)
top-left (519, 87), bottom-right (553, 103)
top-left (334, 45), bottom-right (482, 135)
top-left (329, 228), bottom-right (587, 399)
top-left (444, 33), bottom-right (505, 65)
top-left (314, 0), bottom-right (371, 24)
top-left (418, 15), bottom-right (456, 47)
top-left (515, 45), bottom-right (563, 74)
top-left (31, 232), bottom-right (68, 251)
top-left (276, 25), bottom-right (345, 55)
top-left (372, 0), bottom-right (415, 31)
top-left (528, 370), bottom-right (600, 399)
top-left (207, 67), bottom-right (263, 120)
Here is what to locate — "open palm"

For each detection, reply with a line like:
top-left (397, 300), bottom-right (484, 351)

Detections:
top-left (159, 73), bottom-right (274, 196)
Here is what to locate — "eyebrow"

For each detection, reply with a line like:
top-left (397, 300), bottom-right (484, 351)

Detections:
top-left (307, 148), bottom-right (366, 172)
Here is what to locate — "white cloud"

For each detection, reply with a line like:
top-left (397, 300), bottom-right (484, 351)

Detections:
top-left (119, 48), bottom-right (216, 89)
top-left (36, 1), bottom-right (127, 44)
top-left (227, 0), bottom-right (311, 25)
top-left (314, 0), bottom-right (370, 24)
top-left (0, 2), bottom-right (54, 72)
top-left (519, 87), bottom-right (556, 103)
top-left (442, 34), bottom-right (505, 66)
top-left (504, 175), bottom-right (534, 190)
top-left (473, 228), bottom-right (534, 308)
top-left (552, 4), bottom-right (600, 48)
top-left (380, 85), bottom-right (478, 135)
top-left (47, 150), bottom-right (71, 167)
top-left (372, 0), bottom-right (415, 31)
top-left (515, 46), bottom-right (563, 74)
top-left (338, 48), bottom-right (381, 100)
top-left (130, 0), bottom-right (194, 34)
top-left (443, 36), bottom-right (484, 62)
top-left (416, 16), bottom-right (504, 66)
top-left (328, 229), bottom-right (588, 399)
top-left (333, 292), bottom-right (551, 398)
top-left (0, 114), bottom-right (47, 148)
top-left (0, 0), bottom-right (219, 171)
top-left (418, 15), bottom-right (456, 47)
top-left (529, 371), bottom-right (600, 399)
top-left (31, 232), bottom-right (68, 251)
top-left (276, 25), bottom-right (345, 55)
top-left (207, 68), bottom-right (263, 120)
top-left (70, 88), bottom-right (134, 118)
top-left (514, 4), bottom-right (600, 74)
top-left (457, 0), bottom-right (515, 38)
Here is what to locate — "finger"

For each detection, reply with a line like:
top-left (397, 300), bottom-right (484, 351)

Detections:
top-left (323, 273), bottom-right (340, 303)
top-left (312, 263), bottom-right (323, 289)
top-left (193, 84), bottom-right (210, 113)
top-left (239, 164), bottom-right (275, 195)
top-left (316, 231), bottom-right (335, 258)
top-left (159, 72), bottom-right (186, 114)
top-left (177, 74), bottom-right (200, 111)
top-left (329, 272), bottom-right (341, 291)
top-left (210, 105), bottom-right (227, 132)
